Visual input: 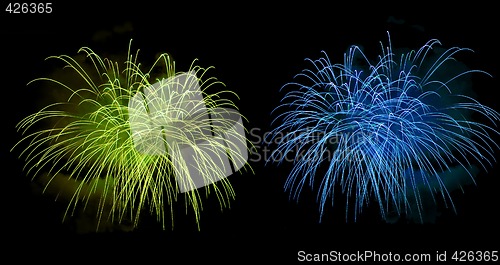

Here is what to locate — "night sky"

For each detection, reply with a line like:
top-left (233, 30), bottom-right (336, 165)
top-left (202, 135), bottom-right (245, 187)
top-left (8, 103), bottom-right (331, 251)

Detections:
top-left (2, 2), bottom-right (499, 263)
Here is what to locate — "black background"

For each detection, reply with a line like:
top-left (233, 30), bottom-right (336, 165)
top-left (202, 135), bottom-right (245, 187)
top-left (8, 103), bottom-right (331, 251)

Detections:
top-left (1, 2), bottom-right (499, 263)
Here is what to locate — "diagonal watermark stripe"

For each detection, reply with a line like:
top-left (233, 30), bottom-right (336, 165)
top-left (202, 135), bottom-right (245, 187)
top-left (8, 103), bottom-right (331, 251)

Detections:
top-left (128, 71), bottom-right (248, 192)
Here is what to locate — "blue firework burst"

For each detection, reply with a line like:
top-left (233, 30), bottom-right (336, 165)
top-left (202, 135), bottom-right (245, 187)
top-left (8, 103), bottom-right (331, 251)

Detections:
top-left (267, 33), bottom-right (500, 223)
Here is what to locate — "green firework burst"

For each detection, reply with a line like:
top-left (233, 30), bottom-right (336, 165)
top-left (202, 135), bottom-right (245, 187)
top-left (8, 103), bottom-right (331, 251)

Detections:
top-left (11, 40), bottom-right (252, 231)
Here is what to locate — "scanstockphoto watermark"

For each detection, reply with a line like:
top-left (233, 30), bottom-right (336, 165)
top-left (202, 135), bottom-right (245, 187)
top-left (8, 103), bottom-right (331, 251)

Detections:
top-left (297, 250), bottom-right (500, 263)
top-left (297, 250), bottom-right (433, 262)
top-left (247, 127), bottom-right (378, 163)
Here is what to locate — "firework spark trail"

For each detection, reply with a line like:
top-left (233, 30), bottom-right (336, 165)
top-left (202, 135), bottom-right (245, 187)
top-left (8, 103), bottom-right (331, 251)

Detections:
top-left (267, 33), bottom-right (500, 222)
top-left (12, 40), bottom-right (252, 230)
